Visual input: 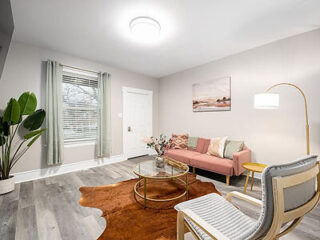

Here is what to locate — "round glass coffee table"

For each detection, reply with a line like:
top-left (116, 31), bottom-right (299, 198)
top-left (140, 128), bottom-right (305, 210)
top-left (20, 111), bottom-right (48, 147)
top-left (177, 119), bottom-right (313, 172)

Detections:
top-left (133, 158), bottom-right (189, 208)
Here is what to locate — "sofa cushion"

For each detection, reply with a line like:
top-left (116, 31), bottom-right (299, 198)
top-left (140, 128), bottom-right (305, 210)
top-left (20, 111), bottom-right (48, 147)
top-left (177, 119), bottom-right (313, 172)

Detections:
top-left (224, 140), bottom-right (244, 160)
top-left (187, 147), bottom-right (198, 152)
top-left (196, 138), bottom-right (210, 153)
top-left (187, 136), bottom-right (198, 149)
top-left (165, 149), bottom-right (202, 165)
top-left (190, 154), bottom-right (233, 176)
top-left (207, 136), bottom-right (228, 158)
top-left (170, 134), bottom-right (188, 149)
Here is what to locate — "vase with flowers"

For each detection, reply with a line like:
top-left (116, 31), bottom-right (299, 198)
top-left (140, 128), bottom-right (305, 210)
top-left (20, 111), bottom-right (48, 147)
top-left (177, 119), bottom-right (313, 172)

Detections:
top-left (144, 134), bottom-right (169, 168)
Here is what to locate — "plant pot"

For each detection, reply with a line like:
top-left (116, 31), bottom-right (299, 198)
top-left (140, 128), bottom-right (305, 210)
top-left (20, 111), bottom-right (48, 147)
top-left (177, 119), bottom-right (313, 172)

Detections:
top-left (0, 176), bottom-right (15, 195)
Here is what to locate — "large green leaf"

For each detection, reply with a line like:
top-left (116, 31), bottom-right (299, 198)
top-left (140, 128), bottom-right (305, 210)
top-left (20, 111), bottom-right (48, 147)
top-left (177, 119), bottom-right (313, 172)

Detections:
top-left (27, 133), bottom-right (42, 147)
top-left (0, 117), bottom-right (3, 134)
top-left (3, 98), bottom-right (21, 124)
top-left (23, 109), bottom-right (46, 131)
top-left (24, 128), bottom-right (46, 140)
top-left (0, 117), bottom-right (9, 136)
top-left (18, 92), bottom-right (37, 115)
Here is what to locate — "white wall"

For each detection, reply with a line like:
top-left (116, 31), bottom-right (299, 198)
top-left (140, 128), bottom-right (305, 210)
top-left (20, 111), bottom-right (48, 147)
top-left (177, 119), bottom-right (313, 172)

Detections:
top-left (159, 29), bottom-right (320, 166)
top-left (1, 41), bottom-right (159, 173)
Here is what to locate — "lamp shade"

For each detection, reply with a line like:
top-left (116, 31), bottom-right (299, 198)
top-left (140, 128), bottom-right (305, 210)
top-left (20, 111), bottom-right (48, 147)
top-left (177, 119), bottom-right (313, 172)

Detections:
top-left (254, 93), bottom-right (279, 109)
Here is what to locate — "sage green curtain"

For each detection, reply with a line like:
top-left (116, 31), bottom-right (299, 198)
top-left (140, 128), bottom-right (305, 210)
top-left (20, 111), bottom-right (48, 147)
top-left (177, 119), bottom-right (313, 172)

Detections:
top-left (96, 72), bottom-right (112, 158)
top-left (46, 60), bottom-right (64, 165)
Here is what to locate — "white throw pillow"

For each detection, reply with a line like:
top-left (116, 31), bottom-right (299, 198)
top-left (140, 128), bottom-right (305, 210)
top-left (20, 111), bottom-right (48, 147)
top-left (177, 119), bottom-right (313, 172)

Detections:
top-left (207, 136), bottom-right (228, 158)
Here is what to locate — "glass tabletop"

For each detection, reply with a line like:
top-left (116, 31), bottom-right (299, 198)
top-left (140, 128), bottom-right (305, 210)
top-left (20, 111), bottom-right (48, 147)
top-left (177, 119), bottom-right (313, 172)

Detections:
top-left (133, 159), bottom-right (189, 179)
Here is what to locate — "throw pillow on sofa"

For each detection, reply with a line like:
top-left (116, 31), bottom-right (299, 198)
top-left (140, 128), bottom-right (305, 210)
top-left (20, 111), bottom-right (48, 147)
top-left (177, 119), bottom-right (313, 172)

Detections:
top-left (224, 140), bottom-right (244, 160)
top-left (187, 136), bottom-right (198, 149)
top-left (170, 134), bottom-right (189, 149)
top-left (207, 136), bottom-right (227, 158)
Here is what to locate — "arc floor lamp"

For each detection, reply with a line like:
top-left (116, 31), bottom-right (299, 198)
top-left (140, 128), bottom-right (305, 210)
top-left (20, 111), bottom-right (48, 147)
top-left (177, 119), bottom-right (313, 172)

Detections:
top-left (254, 83), bottom-right (310, 155)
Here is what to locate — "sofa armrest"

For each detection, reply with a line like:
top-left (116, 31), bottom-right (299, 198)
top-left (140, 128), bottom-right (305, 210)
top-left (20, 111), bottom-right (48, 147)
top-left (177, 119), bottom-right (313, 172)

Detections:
top-left (233, 149), bottom-right (251, 176)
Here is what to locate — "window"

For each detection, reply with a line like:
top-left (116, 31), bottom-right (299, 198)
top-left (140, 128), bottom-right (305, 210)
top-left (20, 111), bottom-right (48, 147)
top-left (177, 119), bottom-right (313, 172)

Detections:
top-left (62, 69), bottom-right (99, 143)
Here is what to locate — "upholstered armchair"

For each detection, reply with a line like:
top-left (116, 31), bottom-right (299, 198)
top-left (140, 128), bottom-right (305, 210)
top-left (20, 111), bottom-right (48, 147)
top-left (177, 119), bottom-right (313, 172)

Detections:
top-left (175, 155), bottom-right (320, 240)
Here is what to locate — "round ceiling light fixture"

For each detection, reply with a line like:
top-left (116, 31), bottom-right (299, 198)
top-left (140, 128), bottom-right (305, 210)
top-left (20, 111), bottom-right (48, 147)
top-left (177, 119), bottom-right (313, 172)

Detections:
top-left (129, 16), bottom-right (161, 43)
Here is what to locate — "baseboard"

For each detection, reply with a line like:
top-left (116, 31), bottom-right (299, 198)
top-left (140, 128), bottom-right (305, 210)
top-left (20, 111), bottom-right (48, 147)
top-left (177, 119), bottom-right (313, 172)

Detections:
top-left (13, 154), bottom-right (124, 183)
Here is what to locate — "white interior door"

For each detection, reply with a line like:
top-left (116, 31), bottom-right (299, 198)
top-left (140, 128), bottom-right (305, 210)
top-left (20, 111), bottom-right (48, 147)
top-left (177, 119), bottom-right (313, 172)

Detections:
top-left (123, 87), bottom-right (152, 159)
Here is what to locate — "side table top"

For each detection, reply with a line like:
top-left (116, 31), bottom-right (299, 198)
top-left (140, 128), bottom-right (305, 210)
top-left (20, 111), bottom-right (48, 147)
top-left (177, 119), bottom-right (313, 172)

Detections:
top-left (242, 162), bottom-right (267, 173)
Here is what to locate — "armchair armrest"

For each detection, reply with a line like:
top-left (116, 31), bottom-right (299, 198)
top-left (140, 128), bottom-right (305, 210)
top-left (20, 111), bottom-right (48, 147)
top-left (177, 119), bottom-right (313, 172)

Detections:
top-left (226, 191), bottom-right (262, 207)
top-left (233, 149), bottom-right (252, 176)
top-left (178, 209), bottom-right (230, 240)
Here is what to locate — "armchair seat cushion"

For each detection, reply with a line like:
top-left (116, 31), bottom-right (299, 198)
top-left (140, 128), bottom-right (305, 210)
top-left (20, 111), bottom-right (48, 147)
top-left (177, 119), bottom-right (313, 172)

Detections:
top-left (165, 149), bottom-right (202, 165)
top-left (175, 193), bottom-right (256, 240)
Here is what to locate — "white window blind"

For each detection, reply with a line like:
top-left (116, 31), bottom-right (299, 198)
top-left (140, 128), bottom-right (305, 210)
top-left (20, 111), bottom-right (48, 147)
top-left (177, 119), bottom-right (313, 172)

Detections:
top-left (62, 70), bottom-right (99, 143)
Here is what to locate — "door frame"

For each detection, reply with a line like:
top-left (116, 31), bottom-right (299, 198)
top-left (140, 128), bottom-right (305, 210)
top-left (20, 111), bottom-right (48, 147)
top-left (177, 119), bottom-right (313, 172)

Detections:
top-left (122, 87), bottom-right (153, 160)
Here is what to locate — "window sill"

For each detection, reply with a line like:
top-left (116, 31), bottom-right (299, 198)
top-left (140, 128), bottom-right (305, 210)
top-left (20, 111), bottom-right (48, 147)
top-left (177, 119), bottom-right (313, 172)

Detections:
top-left (64, 141), bottom-right (96, 148)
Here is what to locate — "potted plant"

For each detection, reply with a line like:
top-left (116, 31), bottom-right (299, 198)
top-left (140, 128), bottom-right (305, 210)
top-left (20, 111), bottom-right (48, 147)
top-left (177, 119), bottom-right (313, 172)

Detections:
top-left (144, 134), bottom-right (169, 168)
top-left (0, 92), bottom-right (45, 194)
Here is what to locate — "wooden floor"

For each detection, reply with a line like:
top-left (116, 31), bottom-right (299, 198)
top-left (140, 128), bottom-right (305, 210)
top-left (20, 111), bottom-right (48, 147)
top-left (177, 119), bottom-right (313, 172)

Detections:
top-left (0, 155), bottom-right (319, 240)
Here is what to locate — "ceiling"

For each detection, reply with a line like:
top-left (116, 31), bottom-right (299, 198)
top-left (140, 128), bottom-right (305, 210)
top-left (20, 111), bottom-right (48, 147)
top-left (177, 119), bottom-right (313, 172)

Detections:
top-left (11, 0), bottom-right (320, 78)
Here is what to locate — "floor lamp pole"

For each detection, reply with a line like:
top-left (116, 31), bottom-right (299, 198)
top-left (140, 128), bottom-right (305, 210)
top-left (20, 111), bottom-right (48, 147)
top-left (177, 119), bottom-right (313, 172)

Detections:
top-left (266, 83), bottom-right (310, 155)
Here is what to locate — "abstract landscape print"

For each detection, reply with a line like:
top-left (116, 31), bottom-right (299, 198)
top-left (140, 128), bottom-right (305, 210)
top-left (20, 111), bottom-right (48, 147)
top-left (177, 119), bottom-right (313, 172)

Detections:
top-left (192, 77), bottom-right (231, 112)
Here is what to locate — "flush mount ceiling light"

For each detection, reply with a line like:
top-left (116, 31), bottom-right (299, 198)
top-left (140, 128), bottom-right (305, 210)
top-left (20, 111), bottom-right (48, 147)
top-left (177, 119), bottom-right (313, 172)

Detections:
top-left (129, 16), bottom-right (161, 43)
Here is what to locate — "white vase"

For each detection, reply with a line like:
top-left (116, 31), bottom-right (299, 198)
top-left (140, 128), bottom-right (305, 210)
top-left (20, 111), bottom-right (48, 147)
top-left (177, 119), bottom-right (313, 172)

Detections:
top-left (0, 176), bottom-right (15, 195)
top-left (155, 156), bottom-right (165, 168)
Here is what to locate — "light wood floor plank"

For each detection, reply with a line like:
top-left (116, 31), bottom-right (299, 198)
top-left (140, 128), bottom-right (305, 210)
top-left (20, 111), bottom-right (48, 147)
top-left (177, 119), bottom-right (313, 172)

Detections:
top-left (15, 205), bottom-right (39, 240)
top-left (18, 181), bottom-right (35, 209)
top-left (33, 180), bottom-right (63, 240)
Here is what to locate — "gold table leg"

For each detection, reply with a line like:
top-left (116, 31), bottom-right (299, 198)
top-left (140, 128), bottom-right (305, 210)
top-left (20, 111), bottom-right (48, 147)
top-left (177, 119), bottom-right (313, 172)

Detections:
top-left (250, 171), bottom-right (255, 191)
top-left (186, 174), bottom-right (188, 200)
top-left (243, 170), bottom-right (250, 194)
top-left (143, 178), bottom-right (147, 209)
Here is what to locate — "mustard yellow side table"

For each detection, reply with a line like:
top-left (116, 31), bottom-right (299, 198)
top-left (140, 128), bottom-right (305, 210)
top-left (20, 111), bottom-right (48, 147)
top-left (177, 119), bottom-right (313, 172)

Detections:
top-left (242, 162), bottom-right (267, 194)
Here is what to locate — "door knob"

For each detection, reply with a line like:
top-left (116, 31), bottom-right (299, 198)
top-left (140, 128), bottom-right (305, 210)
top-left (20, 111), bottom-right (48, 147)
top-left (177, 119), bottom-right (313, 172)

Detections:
top-left (128, 126), bottom-right (132, 132)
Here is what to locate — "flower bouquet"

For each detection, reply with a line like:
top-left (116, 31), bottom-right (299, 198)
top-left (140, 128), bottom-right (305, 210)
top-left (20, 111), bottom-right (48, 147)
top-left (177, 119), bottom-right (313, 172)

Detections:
top-left (143, 134), bottom-right (169, 168)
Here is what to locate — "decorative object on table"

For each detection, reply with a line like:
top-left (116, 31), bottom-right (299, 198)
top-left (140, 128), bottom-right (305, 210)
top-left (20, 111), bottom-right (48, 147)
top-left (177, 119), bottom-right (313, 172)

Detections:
top-left (155, 156), bottom-right (165, 168)
top-left (242, 162), bottom-right (267, 194)
top-left (0, 92), bottom-right (46, 194)
top-left (79, 174), bottom-right (220, 240)
top-left (206, 136), bottom-right (228, 158)
top-left (144, 134), bottom-right (168, 168)
top-left (133, 158), bottom-right (189, 209)
top-left (192, 77), bottom-right (231, 112)
top-left (170, 133), bottom-right (188, 149)
top-left (254, 82), bottom-right (310, 154)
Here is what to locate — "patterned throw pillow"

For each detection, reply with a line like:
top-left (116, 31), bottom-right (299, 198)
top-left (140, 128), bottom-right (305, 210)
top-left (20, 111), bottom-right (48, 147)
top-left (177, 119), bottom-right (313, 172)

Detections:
top-left (207, 136), bottom-right (228, 158)
top-left (170, 134), bottom-right (189, 149)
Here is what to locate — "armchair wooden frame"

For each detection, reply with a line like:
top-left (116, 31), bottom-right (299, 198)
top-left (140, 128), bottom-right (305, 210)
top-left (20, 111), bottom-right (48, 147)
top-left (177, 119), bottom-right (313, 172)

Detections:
top-left (177, 162), bottom-right (320, 240)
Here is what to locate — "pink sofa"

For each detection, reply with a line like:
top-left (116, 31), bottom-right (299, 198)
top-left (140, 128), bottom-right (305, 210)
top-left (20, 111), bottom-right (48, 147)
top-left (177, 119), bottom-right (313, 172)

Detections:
top-left (164, 137), bottom-right (251, 185)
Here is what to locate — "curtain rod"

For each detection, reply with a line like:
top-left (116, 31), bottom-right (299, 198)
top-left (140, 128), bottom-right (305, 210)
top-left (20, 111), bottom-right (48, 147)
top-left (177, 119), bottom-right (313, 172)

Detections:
top-left (60, 63), bottom-right (100, 74)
